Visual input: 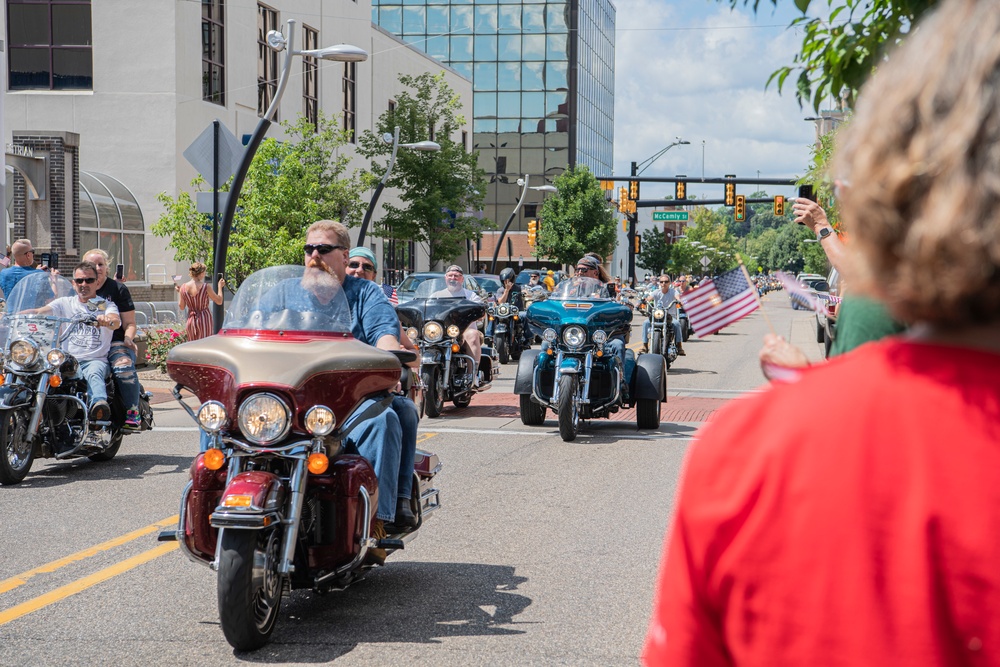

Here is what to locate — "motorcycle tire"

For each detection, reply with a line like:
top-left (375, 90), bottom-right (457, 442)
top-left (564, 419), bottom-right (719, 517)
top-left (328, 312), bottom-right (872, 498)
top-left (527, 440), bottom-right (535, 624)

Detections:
top-left (519, 393), bottom-right (546, 426)
top-left (0, 408), bottom-right (33, 486)
top-left (557, 374), bottom-right (579, 442)
top-left (636, 397), bottom-right (661, 430)
top-left (217, 527), bottom-right (283, 651)
top-left (511, 345), bottom-right (523, 361)
top-left (651, 331), bottom-right (663, 358)
top-left (88, 427), bottom-right (123, 462)
top-left (453, 394), bottom-right (471, 409)
top-left (422, 367), bottom-right (444, 418)
top-left (496, 334), bottom-right (509, 365)
top-left (682, 323), bottom-right (690, 343)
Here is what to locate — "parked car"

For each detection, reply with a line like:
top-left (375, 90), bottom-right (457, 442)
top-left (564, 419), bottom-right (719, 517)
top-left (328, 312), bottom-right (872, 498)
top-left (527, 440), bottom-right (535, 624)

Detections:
top-left (395, 272), bottom-right (486, 304)
top-left (816, 267), bottom-right (841, 355)
top-left (471, 274), bottom-right (501, 302)
top-left (790, 274), bottom-right (828, 310)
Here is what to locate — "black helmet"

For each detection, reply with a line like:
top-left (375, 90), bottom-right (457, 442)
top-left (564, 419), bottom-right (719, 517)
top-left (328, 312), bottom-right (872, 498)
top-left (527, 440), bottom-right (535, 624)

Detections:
top-left (500, 267), bottom-right (516, 282)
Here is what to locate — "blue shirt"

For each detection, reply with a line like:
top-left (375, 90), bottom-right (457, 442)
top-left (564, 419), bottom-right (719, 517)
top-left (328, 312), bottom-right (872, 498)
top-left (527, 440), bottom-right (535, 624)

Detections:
top-left (0, 266), bottom-right (39, 299)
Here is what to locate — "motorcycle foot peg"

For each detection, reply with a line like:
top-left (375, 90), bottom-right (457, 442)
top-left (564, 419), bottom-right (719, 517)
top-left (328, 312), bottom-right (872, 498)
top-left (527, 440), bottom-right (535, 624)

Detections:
top-left (377, 538), bottom-right (405, 550)
top-left (157, 530), bottom-right (178, 542)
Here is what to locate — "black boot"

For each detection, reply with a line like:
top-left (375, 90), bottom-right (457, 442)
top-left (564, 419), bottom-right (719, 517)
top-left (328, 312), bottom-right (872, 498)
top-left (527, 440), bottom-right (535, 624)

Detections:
top-left (389, 497), bottom-right (418, 530)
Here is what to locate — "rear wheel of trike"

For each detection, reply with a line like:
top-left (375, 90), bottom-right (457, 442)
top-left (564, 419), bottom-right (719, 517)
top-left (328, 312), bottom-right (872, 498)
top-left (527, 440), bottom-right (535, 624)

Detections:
top-left (636, 397), bottom-right (661, 430)
top-left (557, 374), bottom-right (579, 442)
top-left (218, 527), bottom-right (284, 651)
top-left (0, 408), bottom-right (34, 485)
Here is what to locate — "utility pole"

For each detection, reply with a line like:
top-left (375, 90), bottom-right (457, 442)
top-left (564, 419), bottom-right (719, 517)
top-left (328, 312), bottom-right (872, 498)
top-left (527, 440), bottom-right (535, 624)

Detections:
top-left (627, 160), bottom-right (638, 284)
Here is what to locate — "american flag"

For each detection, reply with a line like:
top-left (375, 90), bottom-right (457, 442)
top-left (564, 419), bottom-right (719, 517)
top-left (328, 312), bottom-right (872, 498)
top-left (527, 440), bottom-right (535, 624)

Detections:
top-left (679, 267), bottom-right (760, 337)
top-left (776, 272), bottom-right (840, 313)
top-left (381, 283), bottom-right (398, 306)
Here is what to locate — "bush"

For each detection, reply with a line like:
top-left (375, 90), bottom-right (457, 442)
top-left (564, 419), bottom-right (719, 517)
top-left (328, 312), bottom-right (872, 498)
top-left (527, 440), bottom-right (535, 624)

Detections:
top-left (144, 327), bottom-right (186, 372)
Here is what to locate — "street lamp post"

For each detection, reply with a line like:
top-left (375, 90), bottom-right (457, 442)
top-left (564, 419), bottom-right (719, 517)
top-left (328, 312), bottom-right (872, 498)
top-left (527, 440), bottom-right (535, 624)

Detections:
top-left (356, 125), bottom-right (441, 247)
top-left (634, 137), bottom-right (691, 176)
top-left (211, 19), bottom-right (367, 331)
top-left (489, 175), bottom-right (555, 273)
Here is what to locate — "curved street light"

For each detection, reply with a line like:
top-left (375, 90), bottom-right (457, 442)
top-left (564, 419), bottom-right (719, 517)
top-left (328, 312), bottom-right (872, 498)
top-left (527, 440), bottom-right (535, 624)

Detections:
top-left (489, 175), bottom-right (556, 273)
top-left (356, 126), bottom-right (441, 247)
top-left (211, 19), bottom-right (367, 331)
top-left (634, 137), bottom-right (691, 176)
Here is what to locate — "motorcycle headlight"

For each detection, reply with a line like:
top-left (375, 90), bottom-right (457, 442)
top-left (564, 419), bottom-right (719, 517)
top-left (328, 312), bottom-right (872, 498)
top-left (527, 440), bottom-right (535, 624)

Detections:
top-left (593, 330), bottom-right (608, 345)
top-left (446, 324), bottom-right (461, 338)
top-left (9, 340), bottom-right (38, 366)
top-left (305, 405), bottom-right (336, 437)
top-left (197, 401), bottom-right (227, 433)
top-left (406, 327), bottom-right (419, 342)
top-left (423, 322), bottom-right (444, 343)
top-left (563, 325), bottom-right (586, 348)
top-left (46, 349), bottom-right (66, 367)
top-left (653, 309), bottom-right (665, 320)
top-left (237, 392), bottom-right (291, 445)
top-left (498, 304), bottom-right (509, 316)
top-left (510, 306), bottom-right (518, 315)
top-left (543, 328), bottom-right (557, 342)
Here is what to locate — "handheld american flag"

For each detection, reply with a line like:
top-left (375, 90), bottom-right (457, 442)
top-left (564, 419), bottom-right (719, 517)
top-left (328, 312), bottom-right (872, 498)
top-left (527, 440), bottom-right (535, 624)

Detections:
top-left (381, 283), bottom-right (398, 306)
top-left (679, 267), bottom-right (760, 337)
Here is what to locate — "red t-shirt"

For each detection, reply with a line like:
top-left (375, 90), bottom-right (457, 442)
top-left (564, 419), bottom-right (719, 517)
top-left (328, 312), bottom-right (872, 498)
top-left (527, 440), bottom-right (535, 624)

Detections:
top-left (644, 339), bottom-right (1000, 667)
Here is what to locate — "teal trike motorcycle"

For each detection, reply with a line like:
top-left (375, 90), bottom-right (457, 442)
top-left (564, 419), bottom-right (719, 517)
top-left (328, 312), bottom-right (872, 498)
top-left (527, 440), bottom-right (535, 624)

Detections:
top-left (513, 277), bottom-right (666, 441)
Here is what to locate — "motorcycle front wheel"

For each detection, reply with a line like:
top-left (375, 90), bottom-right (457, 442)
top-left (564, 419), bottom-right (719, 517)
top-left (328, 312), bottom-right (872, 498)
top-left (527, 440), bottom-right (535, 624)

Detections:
top-left (496, 333), bottom-right (509, 365)
top-left (0, 408), bottom-right (33, 486)
top-left (422, 367), bottom-right (444, 418)
top-left (557, 374), bottom-right (579, 442)
top-left (218, 527), bottom-right (284, 651)
top-left (651, 330), bottom-right (663, 357)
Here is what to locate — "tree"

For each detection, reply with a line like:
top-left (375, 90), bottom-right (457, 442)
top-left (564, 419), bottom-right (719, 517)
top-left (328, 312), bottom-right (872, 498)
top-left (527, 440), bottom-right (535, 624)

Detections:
top-left (636, 228), bottom-right (672, 275)
top-left (535, 165), bottom-right (617, 267)
top-left (358, 72), bottom-right (489, 267)
top-left (153, 112), bottom-right (365, 284)
top-left (722, 0), bottom-right (939, 111)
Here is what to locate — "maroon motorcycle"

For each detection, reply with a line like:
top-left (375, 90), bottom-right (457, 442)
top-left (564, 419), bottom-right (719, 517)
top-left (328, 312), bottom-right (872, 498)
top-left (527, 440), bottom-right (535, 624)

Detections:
top-left (158, 265), bottom-right (441, 651)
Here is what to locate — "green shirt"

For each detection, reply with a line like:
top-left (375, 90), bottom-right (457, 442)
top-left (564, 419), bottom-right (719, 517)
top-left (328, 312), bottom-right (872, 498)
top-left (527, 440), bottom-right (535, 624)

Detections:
top-left (829, 295), bottom-right (907, 357)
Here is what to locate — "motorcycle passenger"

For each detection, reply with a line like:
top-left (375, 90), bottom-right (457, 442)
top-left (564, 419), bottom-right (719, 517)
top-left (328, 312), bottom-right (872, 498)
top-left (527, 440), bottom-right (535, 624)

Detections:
top-left (84, 249), bottom-right (143, 429)
top-left (430, 265), bottom-right (485, 385)
top-left (25, 261), bottom-right (121, 421)
top-left (642, 273), bottom-right (685, 356)
top-left (346, 246), bottom-right (419, 529)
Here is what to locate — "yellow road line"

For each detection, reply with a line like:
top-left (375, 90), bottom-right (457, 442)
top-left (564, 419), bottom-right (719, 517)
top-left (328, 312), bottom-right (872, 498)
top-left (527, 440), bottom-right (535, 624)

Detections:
top-left (416, 432), bottom-right (437, 443)
top-left (0, 515), bottom-right (178, 596)
top-left (0, 542), bottom-right (179, 626)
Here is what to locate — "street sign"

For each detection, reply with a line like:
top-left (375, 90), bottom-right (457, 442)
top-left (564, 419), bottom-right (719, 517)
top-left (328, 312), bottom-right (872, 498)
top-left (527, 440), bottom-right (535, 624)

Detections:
top-left (700, 256), bottom-right (711, 268)
top-left (196, 191), bottom-right (230, 214)
top-left (183, 121), bottom-right (244, 189)
top-left (653, 211), bottom-right (689, 222)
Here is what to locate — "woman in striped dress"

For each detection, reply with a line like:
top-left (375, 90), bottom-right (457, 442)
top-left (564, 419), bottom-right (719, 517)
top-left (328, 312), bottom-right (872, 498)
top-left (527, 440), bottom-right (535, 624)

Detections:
top-left (176, 262), bottom-right (225, 341)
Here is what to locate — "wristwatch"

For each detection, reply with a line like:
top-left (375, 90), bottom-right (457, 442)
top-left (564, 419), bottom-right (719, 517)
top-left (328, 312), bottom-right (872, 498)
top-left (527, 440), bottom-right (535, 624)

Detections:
top-left (817, 226), bottom-right (835, 241)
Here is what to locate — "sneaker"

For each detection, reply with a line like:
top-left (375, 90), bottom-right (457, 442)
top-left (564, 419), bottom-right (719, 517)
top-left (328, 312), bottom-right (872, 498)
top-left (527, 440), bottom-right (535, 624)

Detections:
top-left (677, 347), bottom-right (686, 356)
top-left (89, 400), bottom-right (110, 422)
top-left (124, 409), bottom-right (141, 431)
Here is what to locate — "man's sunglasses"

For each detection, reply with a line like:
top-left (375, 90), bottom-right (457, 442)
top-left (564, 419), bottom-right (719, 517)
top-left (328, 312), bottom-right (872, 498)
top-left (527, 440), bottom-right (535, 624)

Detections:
top-left (304, 243), bottom-right (346, 255)
top-left (73, 277), bottom-right (97, 285)
top-left (576, 266), bottom-right (595, 272)
top-left (348, 261), bottom-right (375, 272)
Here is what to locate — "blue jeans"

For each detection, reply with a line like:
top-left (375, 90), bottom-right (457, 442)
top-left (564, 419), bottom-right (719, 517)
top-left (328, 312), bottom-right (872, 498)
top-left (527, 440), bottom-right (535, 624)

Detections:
top-left (344, 397), bottom-right (402, 522)
top-left (392, 395), bottom-right (419, 501)
top-left (108, 342), bottom-right (140, 417)
top-left (75, 359), bottom-right (110, 407)
top-left (642, 319), bottom-right (682, 348)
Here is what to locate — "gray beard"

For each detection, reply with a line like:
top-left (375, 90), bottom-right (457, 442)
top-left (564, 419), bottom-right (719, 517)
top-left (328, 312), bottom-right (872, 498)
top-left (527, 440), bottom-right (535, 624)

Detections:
top-left (302, 259), bottom-right (342, 303)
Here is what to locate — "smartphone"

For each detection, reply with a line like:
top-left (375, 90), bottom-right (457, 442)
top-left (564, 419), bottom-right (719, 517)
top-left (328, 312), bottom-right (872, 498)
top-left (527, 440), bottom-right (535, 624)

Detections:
top-left (115, 263), bottom-right (125, 280)
top-left (797, 184), bottom-right (815, 202)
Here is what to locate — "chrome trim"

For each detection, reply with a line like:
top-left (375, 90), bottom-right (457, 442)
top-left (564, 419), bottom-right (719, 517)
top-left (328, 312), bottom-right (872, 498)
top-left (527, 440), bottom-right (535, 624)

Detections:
top-left (580, 351), bottom-right (594, 405)
top-left (26, 373), bottom-right (50, 437)
top-left (277, 457), bottom-right (308, 575)
top-left (210, 510), bottom-right (282, 529)
top-left (314, 486), bottom-right (377, 587)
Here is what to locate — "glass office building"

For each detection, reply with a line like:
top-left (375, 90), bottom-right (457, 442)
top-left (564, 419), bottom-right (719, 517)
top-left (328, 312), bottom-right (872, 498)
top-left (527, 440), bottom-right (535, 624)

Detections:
top-left (373, 0), bottom-right (615, 234)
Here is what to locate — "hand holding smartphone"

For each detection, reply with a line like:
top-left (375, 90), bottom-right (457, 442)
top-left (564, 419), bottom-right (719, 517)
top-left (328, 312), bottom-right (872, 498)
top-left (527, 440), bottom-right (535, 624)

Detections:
top-left (115, 263), bottom-right (125, 280)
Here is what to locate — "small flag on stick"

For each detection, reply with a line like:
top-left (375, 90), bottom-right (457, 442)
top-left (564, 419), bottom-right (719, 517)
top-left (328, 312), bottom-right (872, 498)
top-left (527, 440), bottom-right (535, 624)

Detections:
top-left (679, 266), bottom-right (760, 336)
top-left (381, 283), bottom-right (398, 306)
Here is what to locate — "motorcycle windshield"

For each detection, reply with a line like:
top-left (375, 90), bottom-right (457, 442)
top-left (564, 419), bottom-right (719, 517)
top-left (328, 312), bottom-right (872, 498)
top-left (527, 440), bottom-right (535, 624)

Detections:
top-left (413, 277), bottom-right (476, 300)
top-left (222, 265), bottom-right (352, 334)
top-left (5, 270), bottom-right (75, 313)
top-left (550, 277), bottom-right (610, 301)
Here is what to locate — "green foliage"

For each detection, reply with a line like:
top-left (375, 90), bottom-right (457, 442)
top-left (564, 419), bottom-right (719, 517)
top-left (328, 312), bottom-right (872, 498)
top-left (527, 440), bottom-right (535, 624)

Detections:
top-left (636, 228), bottom-right (672, 275)
top-left (142, 327), bottom-right (186, 373)
top-left (153, 112), bottom-right (365, 284)
top-left (535, 165), bottom-right (617, 266)
top-left (746, 223), bottom-right (818, 274)
top-left (358, 72), bottom-right (489, 267)
top-left (722, 0), bottom-right (939, 111)
top-left (800, 121), bottom-right (845, 230)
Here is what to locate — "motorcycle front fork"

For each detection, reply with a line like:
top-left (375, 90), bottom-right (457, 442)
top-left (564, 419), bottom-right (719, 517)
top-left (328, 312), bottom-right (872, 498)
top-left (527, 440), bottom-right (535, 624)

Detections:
top-left (551, 351), bottom-right (594, 406)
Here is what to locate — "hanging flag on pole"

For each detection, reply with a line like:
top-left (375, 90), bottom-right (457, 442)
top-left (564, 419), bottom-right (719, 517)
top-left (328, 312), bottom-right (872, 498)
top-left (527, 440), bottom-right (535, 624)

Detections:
top-left (679, 266), bottom-right (760, 336)
top-left (381, 283), bottom-right (398, 306)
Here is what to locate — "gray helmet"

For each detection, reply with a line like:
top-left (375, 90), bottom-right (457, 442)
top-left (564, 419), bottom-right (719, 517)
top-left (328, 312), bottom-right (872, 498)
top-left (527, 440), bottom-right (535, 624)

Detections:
top-left (500, 267), bottom-right (516, 282)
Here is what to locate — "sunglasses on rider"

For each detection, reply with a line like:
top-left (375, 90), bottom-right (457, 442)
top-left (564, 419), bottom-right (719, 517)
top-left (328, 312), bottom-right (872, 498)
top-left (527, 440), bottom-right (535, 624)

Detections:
top-left (73, 277), bottom-right (97, 285)
top-left (303, 243), bottom-right (346, 256)
top-left (347, 261), bottom-right (375, 273)
top-left (576, 266), bottom-right (595, 273)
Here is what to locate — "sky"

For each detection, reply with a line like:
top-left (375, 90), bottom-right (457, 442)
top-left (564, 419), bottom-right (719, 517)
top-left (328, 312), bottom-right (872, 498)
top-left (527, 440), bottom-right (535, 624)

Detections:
top-left (611, 0), bottom-right (822, 202)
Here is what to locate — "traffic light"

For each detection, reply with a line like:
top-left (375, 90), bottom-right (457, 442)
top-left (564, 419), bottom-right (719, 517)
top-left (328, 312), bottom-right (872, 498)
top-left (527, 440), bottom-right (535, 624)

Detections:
top-left (773, 195), bottom-right (785, 216)
top-left (527, 220), bottom-right (537, 246)
top-left (675, 176), bottom-right (686, 200)
top-left (634, 234), bottom-right (641, 254)
top-left (724, 175), bottom-right (736, 206)
top-left (618, 186), bottom-right (628, 213)
top-left (734, 195), bottom-right (746, 222)
top-left (629, 180), bottom-right (640, 201)
top-left (622, 218), bottom-right (628, 233)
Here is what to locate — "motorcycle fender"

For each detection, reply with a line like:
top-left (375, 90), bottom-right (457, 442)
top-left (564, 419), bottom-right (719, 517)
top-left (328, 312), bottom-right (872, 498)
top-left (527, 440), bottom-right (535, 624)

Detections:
top-left (186, 454), bottom-right (227, 559)
top-left (558, 357), bottom-right (583, 375)
top-left (633, 353), bottom-right (667, 402)
top-left (0, 384), bottom-right (35, 410)
top-left (210, 471), bottom-right (285, 530)
top-left (421, 349), bottom-right (441, 366)
top-left (513, 349), bottom-right (541, 395)
top-left (494, 323), bottom-right (508, 334)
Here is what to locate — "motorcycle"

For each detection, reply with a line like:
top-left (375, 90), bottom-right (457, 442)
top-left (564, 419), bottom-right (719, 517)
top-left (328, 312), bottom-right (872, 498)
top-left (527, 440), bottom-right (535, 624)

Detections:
top-left (514, 277), bottom-right (667, 442)
top-left (0, 271), bottom-right (154, 485)
top-left (677, 304), bottom-right (692, 342)
top-left (396, 278), bottom-right (498, 417)
top-left (487, 297), bottom-right (529, 365)
top-left (159, 265), bottom-right (442, 651)
top-left (646, 300), bottom-right (678, 368)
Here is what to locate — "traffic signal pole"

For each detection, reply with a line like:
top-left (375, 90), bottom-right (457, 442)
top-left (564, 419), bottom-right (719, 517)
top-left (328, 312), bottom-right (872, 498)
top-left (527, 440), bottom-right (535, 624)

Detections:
top-left (627, 160), bottom-right (638, 285)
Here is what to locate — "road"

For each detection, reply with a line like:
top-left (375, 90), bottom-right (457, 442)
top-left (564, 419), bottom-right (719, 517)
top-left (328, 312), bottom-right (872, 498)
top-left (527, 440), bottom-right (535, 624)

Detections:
top-left (0, 292), bottom-right (821, 666)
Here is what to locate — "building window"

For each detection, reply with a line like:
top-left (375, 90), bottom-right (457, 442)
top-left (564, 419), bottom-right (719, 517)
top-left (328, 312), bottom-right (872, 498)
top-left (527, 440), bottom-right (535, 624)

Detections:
top-left (302, 25), bottom-right (318, 129)
top-left (202, 0), bottom-right (225, 105)
top-left (7, 0), bottom-right (93, 90)
top-left (343, 62), bottom-right (356, 142)
top-left (257, 3), bottom-right (279, 118)
top-left (388, 99), bottom-right (396, 113)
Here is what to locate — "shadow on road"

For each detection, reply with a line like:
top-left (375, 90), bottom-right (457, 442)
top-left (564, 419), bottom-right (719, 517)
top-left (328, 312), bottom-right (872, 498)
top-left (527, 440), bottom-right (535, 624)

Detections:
top-left (8, 452), bottom-right (193, 489)
top-left (667, 367), bottom-right (718, 376)
top-left (234, 562), bottom-right (532, 663)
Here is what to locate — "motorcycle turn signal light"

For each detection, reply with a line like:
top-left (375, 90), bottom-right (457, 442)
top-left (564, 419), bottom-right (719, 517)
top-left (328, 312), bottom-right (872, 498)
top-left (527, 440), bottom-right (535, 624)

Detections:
top-left (451, 343), bottom-right (460, 353)
top-left (203, 448), bottom-right (226, 470)
top-left (48, 374), bottom-right (62, 388)
top-left (307, 452), bottom-right (329, 475)
top-left (596, 350), bottom-right (604, 357)
top-left (546, 348), bottom-right (554, 356)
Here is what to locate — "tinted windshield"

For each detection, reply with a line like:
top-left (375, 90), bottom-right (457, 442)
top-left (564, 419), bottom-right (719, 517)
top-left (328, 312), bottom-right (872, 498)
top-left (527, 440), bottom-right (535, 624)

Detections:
top-left (413, 277), bottom-right (475, 299)
top-left (551, 277), bottom-right (609, 300)
top-left (397, 275), bottom-right (438, 294)
top-left (6, 270), bottom-right (75, 313)
top-left (223, 265), bottom-right (352, 333)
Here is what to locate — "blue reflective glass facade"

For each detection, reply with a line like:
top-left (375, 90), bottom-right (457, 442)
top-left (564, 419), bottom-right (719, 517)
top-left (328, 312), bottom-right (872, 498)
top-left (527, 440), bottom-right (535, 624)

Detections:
top-left (373, 0), bottom-right (615, 234)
